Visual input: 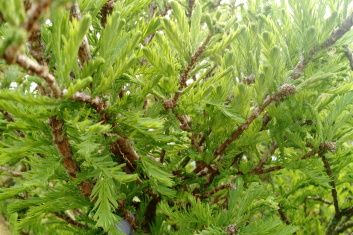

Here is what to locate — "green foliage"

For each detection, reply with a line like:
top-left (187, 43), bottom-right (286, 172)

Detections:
top-left (1, 0), bottom-right (353, 234)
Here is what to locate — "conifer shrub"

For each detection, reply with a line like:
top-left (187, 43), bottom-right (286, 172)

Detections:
top-left (1, 0), bottom-right (353, 234)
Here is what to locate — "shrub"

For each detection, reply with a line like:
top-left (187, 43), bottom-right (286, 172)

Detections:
top-left (1, 0), bottom-right (353, 234)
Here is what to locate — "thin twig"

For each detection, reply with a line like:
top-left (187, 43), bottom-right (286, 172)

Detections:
top-left (327, 206), bottom-right (353, 234)
top-left (278, 204), bottom-right (291, 225)
top-left (343, 45), bottom-right (353, 70)
top-left (0, 110), bottom-right (25, 137)
top-left (22, 0), bottom-right (50, 34)
top-left (173, 35), bottom-right (211, 104)
top-left (3, 52), bottom-right (62, 97)
top-left (306, 196), bottom-right (333, 205)
top-left (334, 221), bottom-right (353, 234)
top-left (52, 212), bottom-right (91, 230)
top-left (100, 0), bottom-right (115, 27)
top-left (289, 12), bottom-right (353, 80)
top-left (321, 154), bottom-right (340, 214)
top-left (211, 0), bottom-right (222, 9)
top-left (160, 149), bottom-right (166, 164)
top-left (70, 1), bottom-right (92, 66)
top-left (0, 166), bottom-right (22, 177)
top-left (196, 184), bottom-right (235, 200)
top-left (188, 0), bottom-right (195, 18)
top-left (218, 84), bottom-right (295, 159)
top-left (249, 142), bottom-right (277, 174)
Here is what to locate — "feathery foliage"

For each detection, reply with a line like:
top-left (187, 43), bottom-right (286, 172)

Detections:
top-left (1, 0), bottom-right (353, 234)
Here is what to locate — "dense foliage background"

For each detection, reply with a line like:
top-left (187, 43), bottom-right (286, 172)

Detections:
top-left (1, 0), bottom-right (353, 234)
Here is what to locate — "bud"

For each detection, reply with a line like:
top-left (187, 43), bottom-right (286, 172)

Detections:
top-left (278, 83), bottom-right (296, 97)
top-left (223, 223), bottom-right (238, 235)
top-left (319, 141), bottom-right (337, 153)
top-left (163, 98), bottom-right (175, 110)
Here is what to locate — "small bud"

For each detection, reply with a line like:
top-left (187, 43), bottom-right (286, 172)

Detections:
top-left (223, 223), bottom-right (238, 235)
top-left (242, 73), bottom-right (255, 84)
top-left (163, 98), bottom-right (175, 110)
top-left (320, 141), bottom-right (337, 153)
top-left (278, 83), bottom-right (296, 97)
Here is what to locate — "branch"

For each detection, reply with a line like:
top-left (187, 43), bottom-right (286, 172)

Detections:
top-left (211, 0), bottom-right (222, 9)
top-left (187, 0), bottom-right (195, 18)
top-left (306, 196), bottom-right (333, 205)
top-left (196, 184), bottom-right (235, 200)
top-left (2, 0), bottom-right (61, 97)
top-left (143, 2), bottom-right (171, 46)
top-left (0, 166), bottom-right (22, 177)
top-left (3, 52), bottom-right (62, 98)
top-left (68, 91), bottom-right (107, 113)
top-left (52, 212), bottom-right (91, 230)
top-left (100, 0), bottom-right (115, 27)
top-left (0, 110), bottom-right (25, 138)
top-left (214, 84), bottom-right (296, 157)
top-left (317, 12), bottom-right (353, 52)
top-left (173, 35), bottom-right (211, 104)
top-left (289, 12), bottom-right (353, 80)
top-left (28, 29), bottom-right (48, 65)
top-left (253, 143), bottom-right (330, 175)
top-left (343, 45), bottom-right (353, 70)
top-left (260, 113), bottom-right (272, 131)
top-left (22, 0), bottom-right (50, 34)
top-left (327, 207), bottom-right (353, 235)
top-left (321, 154), bottom-right (340, 214)
top-left (278, 204), bottom-right (291, 225)
top-left (70, 1), bottom-right (92, 66)
top-left (250, 142), bottom-right (277, 174)
top-left (49, 116), bottom-right (93, 198)
top-left (334, 221), bottom-right (353, 234)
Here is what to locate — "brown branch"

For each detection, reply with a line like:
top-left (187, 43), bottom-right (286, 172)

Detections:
top-left (343, 45), bottom-right (353, 70)
top-left (278, 204), bottom-right (291, 225)
top-left (317, 12), bottom-right (353, 52)
top-left (0, 110), bottom-right (25, 137)
top-left (188, 0), bottom-right (195, 18)
top-left (2, 0), bottom-right (61, 97)
top-left (196, 183), bottom-right (235, 200)
top-left (23, 0), bottom-right (32, 11)
top-left (215, 84), bottom-right (296, 157)
top-left (160, 149), bottom-right (166, 164)
top-left (290, 12), bottom-right (353, 80)
top-left (211, 0), bottom-right (222, 9)
top-left (122, 209), bottom-right (138, 231)
top-left (260, 113), bottom-right (272, 131)
top-left (70, 1), bottom-right (92, 66)
top-left (22, 0), bottom-right (50, 34)
top-left (0, 166), bottom-right (22, 177)
top-left (334, 221), bottom-right (353, 234)
top-left (249, 142), bottom-right (277, 174)
top-left (254, 165), bottom-right (283, 175)
top-left (321, 154), bottom-right (340, 214)
top-left (49, 116), bottom-right (93, 198)
top-left (68, 91), bottom-right (107, 112)
top-left (252, 141), bottom-right (335, 175)
top-left (160, 2), bottom-right (171, 17)
top-left (100, 0), bottom-right (115, 27)
top-left (173, 35), bottom-right (211, 104)
top-left (306, 196), bottom-right (333, 205)
top-left (28, 29), bottom-right (48, 65)
top-left (3, 52), bottom-right (62, 97)
top-left (52, 212), bottom-right (91, 230)
top-left (327, 207), bottom-right (353, 235)
top-left (142, 2), bottom-right (171, 47)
